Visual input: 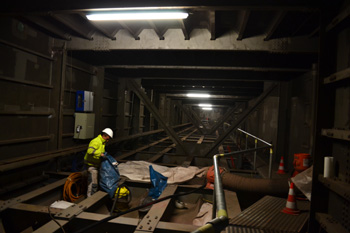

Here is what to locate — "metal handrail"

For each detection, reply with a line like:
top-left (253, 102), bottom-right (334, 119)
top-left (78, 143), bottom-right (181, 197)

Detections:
top-left (237, 128), bottom-right (272, 146)
top-left (191, 154), bottom-right (229, 233)
top-left (237, 128), bottom-right (274, 178)
top-left (191, 130), bottom-right (275, 232)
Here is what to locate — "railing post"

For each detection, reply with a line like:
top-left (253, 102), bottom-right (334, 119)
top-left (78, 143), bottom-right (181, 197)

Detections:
top-left (254, 139), bottom-right (257, 171)
top-left (269, 148), bottom-right (273, 178)
top-left (245, 134), bottom-right (248, 150)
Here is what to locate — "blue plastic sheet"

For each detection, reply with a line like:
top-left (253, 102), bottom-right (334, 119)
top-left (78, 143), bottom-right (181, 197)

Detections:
top-left (148, 165), bottom-right (167, 199)
top-left (99, 154), bottom-right (120, 198)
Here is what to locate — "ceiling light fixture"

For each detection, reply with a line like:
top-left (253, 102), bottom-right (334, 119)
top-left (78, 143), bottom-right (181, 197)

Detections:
top-left (186, 93), bottom-right (210, 98)
top-left (202, 107), bottom-right (212, 110)
top-left (198, 104), bottom-right (212, 107)
top-left (86, 11), bottom-right (189, 21)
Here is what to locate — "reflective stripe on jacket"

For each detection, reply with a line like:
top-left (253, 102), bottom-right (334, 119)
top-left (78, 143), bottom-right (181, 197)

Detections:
top-left (84, 135), bottom-right (106, 167)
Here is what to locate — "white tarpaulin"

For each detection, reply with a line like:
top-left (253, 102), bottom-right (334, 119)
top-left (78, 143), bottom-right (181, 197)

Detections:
top-left (291, 165), bottom-right (313, 201)
top-left (118, 161), bottom-right (207, 184)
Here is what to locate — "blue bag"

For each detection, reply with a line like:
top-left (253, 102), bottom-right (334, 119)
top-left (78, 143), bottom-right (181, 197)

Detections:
top-left (148, 165), bottom-right (167, 199)
top-left (99, 154), bottom-right (120, 198)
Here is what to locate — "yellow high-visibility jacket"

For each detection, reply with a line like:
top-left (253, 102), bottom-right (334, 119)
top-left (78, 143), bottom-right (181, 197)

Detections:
top-left (84, 135), bottom-right (106, 167)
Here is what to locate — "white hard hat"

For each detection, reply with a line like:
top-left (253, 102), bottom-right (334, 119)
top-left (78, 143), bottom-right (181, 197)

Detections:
top-left (102, 128), bottom-right (113, 138)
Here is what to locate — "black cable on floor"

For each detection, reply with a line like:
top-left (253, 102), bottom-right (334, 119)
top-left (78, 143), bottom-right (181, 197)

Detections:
top-left (48, 205), bottom-right (66, 233)
top-left (72, 184), bottom-right (206, 233)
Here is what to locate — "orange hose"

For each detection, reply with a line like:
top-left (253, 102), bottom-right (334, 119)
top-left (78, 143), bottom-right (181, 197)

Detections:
top-left (63, 172), bottom-right (87, 202)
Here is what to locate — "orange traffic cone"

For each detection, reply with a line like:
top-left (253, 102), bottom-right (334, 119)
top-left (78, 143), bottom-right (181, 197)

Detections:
top-left (277, 156), bottom-right (286, 174)
top-left (281, 182), bottom-right (300, 215)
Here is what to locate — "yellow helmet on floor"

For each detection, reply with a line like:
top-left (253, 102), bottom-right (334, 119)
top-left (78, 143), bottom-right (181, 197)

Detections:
top-left (115, 186), bottom-right (130, 199)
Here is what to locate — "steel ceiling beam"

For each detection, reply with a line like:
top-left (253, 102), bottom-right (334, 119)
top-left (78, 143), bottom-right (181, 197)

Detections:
top-left (141, 86), bottom-right (262, 96)
top-left (142, 79), bottom-right (264, 87)
top-left (204, 83), bottom-right (278, 156)
top-left (208, 11), bottom-right (216, 40)
top-left (108, 69), bottom-right (307, 82)
top-left (1, 1), bottom-right (320, 13)
top-left (104, 65), bottom-right (309, 73)
top-left (264, 11), bottom-right (287, 41)
top-left (86, 21), bottom-right (117, 40)
top-left (21, 15), bottom-right (71, 40)
top-left (65, 29), bottom-right (319, 52)
top-left (118, 22), bottom-right (143, 40)
top-left (237, 10), bottom-right (250, 40)
top-left (148, 21), bottom-right (166, 40)
top-left (178, 19), bottom-right (190, 40)
top-left (128, 79), bottom-right (189, 155)
top-left (50, 14), bottom-right (94, 40)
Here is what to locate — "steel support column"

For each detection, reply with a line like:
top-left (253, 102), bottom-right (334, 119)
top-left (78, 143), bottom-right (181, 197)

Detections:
top-left (207, 104), bottom-right (242, 135)
top-left (175, 101), bottom-right (205, 134)
top-left (57, 44), bottom-right (67, 149)
top-left (93, 67), bottom-right (104, 133)
top-left (186, 105), bottom-right (208, 131)
top-left (128, 79), bottom-right (189, 155)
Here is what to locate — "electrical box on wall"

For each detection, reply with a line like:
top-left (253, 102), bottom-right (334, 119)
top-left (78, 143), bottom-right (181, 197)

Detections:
top-left (74, 113), bottom-right (95, 139)
top-left (76, 91), bottom-right (94, 112)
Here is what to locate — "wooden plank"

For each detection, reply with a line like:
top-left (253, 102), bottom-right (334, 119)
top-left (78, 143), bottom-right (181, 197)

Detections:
top-left (197, 135), bottom-right (205, 144)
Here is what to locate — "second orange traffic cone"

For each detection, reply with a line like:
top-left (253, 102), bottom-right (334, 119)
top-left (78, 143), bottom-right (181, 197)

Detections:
top-left (281, 182), bottom-right (300, 215)
top-left (277, 156), bottom-right (286, 174)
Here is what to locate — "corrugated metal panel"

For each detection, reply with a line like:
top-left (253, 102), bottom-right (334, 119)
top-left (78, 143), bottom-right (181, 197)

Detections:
top-left (225, 226), bottom-right (267, 233)
top-left (229, 195), bottom-right (309, 233)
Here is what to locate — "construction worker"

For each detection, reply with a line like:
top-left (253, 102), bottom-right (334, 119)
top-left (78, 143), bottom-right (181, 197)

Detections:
top-left (84, 128), bottom-right (113, 197)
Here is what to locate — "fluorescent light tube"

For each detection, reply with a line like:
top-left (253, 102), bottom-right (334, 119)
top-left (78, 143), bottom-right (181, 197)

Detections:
top-left (202, 107), bottom-right (212, 110)
top-left (186, 93), bottom-right (210, 98)
top-left (86, 12), bottom-right (188, 21)
top-left (198, 104), bottom-right (212, 107)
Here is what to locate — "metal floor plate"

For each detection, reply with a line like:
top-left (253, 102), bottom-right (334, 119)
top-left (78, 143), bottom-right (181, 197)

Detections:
top-left (228, 195), bottom-right (310, 233)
